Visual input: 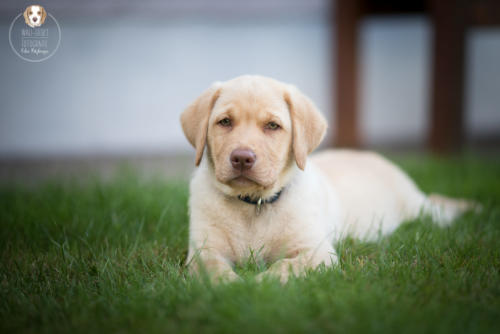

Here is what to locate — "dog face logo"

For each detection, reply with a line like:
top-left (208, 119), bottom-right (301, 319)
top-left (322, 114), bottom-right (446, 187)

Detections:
top-left (23, 5), bottom-right (47, 28)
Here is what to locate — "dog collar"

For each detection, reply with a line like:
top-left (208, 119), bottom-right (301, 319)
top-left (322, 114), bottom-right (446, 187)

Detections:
top-left (237, 189), bottom-right (283, 215)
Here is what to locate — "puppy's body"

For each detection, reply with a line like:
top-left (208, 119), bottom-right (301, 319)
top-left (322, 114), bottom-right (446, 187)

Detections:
top-left (188, 155), bottom-right (339, 267)
top-left (312, 150), bottom-right (427, 239)
top-left (182, 75), bottom-right (474, 282)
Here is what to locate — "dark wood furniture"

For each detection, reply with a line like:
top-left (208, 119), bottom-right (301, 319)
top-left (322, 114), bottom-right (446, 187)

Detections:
top-left (333, 0), bottom-right (500, 152)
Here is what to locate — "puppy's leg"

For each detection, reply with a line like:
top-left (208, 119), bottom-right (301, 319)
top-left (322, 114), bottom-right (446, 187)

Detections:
top-left (187, 249), bottom-right (240, 283)
top-left (256, 245), bottom-right (337, 284)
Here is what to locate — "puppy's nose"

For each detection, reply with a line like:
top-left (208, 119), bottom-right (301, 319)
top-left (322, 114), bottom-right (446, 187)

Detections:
top-left (33, 17), bottom-right (38, 22)
top-left (230, 149), bottom-right (256, 171)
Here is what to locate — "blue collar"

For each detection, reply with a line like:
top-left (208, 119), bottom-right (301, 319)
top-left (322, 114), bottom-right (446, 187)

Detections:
top-left (237, 190), bottom-right (283, 205)
top-left (237, 189), bottom-right (283, 215)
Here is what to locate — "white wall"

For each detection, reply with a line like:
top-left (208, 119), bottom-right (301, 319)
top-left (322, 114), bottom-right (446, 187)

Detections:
top-left (0, 16), bottom-right (499, 156)
top-left (359, 17), bottom-right (431, 146)
top-left (466, 28), bottom-right (500, 138)
top-left (0, 18), bottom-right (331, 156)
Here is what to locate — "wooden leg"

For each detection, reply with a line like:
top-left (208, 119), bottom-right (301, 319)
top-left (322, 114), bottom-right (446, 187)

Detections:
top-left (429, 0), bottom-right (466, 153)
top-left (334, 0), bottom-right (362, 147)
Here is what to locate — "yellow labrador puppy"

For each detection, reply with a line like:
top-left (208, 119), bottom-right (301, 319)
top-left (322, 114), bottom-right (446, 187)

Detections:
top-left (181, 75), bottom-right (473, 283)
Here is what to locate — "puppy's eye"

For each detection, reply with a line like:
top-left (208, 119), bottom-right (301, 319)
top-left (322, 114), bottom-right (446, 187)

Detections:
top-left (29, 11), bottom-right (32, 15)
top-left (38, 11), bottom-right (41, 15)
top-left (218, 118), bottom-right (232, 127)
top-left (265, 122), bottom-right (280, 130)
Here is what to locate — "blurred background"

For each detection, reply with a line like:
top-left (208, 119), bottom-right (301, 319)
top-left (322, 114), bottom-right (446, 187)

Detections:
top-left (0, 0), bottom-right (499, 182)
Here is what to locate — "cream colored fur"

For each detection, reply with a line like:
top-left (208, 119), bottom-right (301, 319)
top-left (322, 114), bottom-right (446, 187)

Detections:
top-left (23, 5), bottom-right (47, 28)
top-left (180, 75), bottom-right (475, 283)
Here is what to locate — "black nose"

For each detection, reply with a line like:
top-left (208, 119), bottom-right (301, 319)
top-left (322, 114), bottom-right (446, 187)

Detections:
top-left (230, 149), bottom-right (256, 171)
top-left (33, 17), bottom-right (38, 22)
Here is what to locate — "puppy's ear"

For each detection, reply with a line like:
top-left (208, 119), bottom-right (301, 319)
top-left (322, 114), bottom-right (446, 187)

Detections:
top-left (180, 83), bottom-right (222, 166)
top-left (285, 85), bottom-right (327, 170)
top-left (23, 7), bottom-right (30, 25)
top-left (40, 6), bottom-right (47, 24)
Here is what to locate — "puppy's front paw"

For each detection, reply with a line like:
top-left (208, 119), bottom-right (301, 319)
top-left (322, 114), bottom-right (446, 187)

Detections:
top-left (255, 268), bottom-right (291, 284)
top-left (211, 270), bottom-right (241, 284)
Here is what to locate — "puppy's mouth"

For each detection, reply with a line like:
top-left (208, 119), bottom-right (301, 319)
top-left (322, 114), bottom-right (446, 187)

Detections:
top-left (229, 174), bottom-right (260, 187)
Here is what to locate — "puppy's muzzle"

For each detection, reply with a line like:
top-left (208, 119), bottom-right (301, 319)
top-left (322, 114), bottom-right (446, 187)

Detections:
top-left (32, 17), bottom-right (38, 22)
top-left (230, 148), bottom-right (256, 171)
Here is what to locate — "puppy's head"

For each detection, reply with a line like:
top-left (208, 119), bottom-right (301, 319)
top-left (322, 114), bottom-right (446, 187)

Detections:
top-left (24, 5), bottom-right (47, 28)
top-left (181, 75), bottom-right (327, 198)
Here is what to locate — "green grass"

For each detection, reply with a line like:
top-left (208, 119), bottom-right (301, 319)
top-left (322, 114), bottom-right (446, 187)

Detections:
top-left (1, 155), bottom-right (500, 333)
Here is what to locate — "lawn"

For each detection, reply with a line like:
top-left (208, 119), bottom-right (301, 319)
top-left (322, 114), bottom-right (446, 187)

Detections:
top-left (1, 154), bottom-right (500, 333)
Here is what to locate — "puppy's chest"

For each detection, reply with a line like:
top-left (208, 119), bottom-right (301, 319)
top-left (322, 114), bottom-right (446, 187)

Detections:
top-left (225, 210), bottom-right (297, 263)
